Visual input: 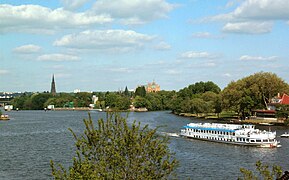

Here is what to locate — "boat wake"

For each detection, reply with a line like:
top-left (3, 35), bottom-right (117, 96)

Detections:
top-left (160, 132), bottom-right (180, 137)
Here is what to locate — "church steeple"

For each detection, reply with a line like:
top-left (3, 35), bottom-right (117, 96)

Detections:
top-left (51, 74), bottom-right (56, 96)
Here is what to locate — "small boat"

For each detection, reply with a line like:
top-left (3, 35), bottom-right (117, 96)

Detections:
top-left (180, 123), bottom-right (281, 148)
top-left (280, 132), bottom-right (289, 138)
top-left (259, 123), bottom-right (273, 126)
top-left (0, 114), bottom-right (10, 120)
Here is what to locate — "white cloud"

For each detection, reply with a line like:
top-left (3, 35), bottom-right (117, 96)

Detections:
top-left (37, 54), bottom-right (80, 62)
top-left (223, 73), bottom-right (232, 77)
top-left (0, 4), bottom-right (112, 34)
top-left (222, 21), bottom-right (273, 34)
top-left (239, 55), bottom-right (278, 61)
top-left (60, 0), bottom-right (91, 10)
top-left (199, 13), bottom-right (234, 23)
top-left (201, 0), bottom-right (289, 34)
top-left (225, 0), bottom-right (242, 9)
top-left (0, 69), bottom-right (9, 75)
top-left (154, 42), bottom-right (171, 50)
top-left (233, 0), bottom-right (289, 20)
top-left (192, 32), bottom-right (224, 39)
top-left (13, 44), bottom-right (41, 54)
top-left (54, 30), bottom-right (155, 52)
top-left (181, 51), bottom-right (220, 59)
top-left (92, 0), bottom-right (176, 25)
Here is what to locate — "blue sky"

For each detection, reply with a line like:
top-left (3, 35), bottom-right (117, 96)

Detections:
top-left (1, 0), bottom-right (289, 92)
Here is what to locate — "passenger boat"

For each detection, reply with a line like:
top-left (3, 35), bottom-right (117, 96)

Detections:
top-left (0, 114), bottom-right (10, 120)
top-left (280, 132), bottom-right (289, 138)
top-left (180, 123), bottom-right (281, 148)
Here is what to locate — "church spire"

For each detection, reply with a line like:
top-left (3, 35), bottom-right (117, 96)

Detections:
top-left (51, 74), bottom-right (56, 96)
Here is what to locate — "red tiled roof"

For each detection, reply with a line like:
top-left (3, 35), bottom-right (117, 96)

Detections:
top-left (281, 93), bottom-right (289, 105)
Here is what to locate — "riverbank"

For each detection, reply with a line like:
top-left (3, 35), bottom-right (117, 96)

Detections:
top-left (51, 107), bottom-right (148, 112)
top-left (53, 107), bottom-right (90, 111)
top-left (177, 112), bottom-right (287, 126)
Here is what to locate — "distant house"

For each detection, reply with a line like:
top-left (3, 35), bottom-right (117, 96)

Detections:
top-left (268, 93), bottom-right (289, 110)
top-left (252, 93), bottom-right (289, 121)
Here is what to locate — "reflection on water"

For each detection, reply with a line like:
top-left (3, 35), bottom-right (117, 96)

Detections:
top-left (0, 110), bottom-right (288, 179)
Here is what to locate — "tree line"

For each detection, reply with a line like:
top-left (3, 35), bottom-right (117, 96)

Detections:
top-left (10, 72), bottom-right (289, 120)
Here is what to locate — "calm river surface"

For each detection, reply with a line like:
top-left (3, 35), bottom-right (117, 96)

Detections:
top-left (0, 110), bottom-right (289, 179)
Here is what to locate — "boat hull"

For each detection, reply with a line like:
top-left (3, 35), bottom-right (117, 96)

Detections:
top-left (180, 134), bottom-right (280, 148)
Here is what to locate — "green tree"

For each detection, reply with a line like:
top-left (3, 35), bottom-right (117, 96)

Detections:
top-left (10, 94), bottom-right (30, 110)
top-left (276, 104), bottom-right (289, 123)
top-left (238, 160), bottom-right (283, 180)
top-left (29, 93), bottom-right (52, 110)
top-left (50, 113), bottom-right (178, 179)
top-left (94, 100), bottom-right (105, 109)
top-left (73, 92), bottom-right (92, 107)
top-left (115, 96), bottom-right (131, 110)
top-left (133, 96), bottom-right (151, 109)
top-left (145, 93), bottom-right (163, 111)
top-left (189, 98), bottom-right (207, 115)
top-left (105, 93), bottom-right (119, 109)
top-left (124, 86), bottom-right (130, 97)
top-left (222, 72), bottom-right (289, 118)
top-left (135, 86), bottom-right (146, 97)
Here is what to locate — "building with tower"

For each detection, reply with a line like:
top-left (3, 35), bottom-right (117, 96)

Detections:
top-left (146, 81), bottom-right (160, 93)
top-left (51, 74), bottom-right (56, 96)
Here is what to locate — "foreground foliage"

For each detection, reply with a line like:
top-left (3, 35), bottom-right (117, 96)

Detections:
top-left (238, 160), bottom-right (283, 180)
top-left (50, 113), bottom-right (178, 179)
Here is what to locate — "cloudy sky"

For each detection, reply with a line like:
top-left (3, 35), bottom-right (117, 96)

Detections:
top-left (1, 0), bottom-right (289, 92)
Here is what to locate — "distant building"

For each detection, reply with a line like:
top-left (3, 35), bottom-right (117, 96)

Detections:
top-left (74, 89), bottom-right (81, 93)
top-left (51, 74), bottom-right (56, 96)
top-left (268, 93), bottom-right (289, 110)
top-left (146, 81), bottom-right (160, 93)
top-left (252, 93), bottom-right (289, 121)
top-left (92, 95), bottom-right (98, 104)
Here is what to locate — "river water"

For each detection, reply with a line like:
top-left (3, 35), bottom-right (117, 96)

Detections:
top-left (0, 110), bottom-right (288, 179)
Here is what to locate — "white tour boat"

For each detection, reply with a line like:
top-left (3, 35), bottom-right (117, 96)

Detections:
top-left (180, 123), bottom-right (281, 148)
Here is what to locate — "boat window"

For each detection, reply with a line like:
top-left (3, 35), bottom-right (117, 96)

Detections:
top-left (269, 139), bottom-right (274, 142)
top-left (256, 139), bottom-right (261, 143)
top-left (263, 139), bottom-right (268, 142)
top-left (250, 139), bottom-right (255, 143)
